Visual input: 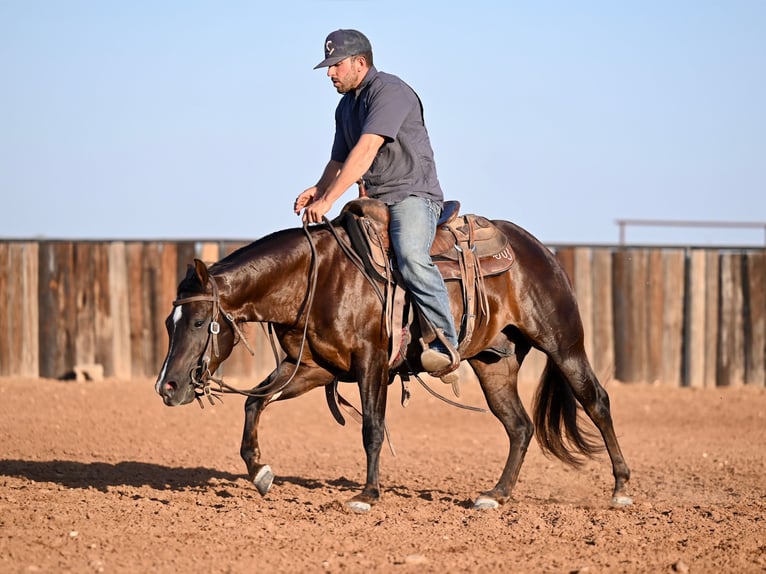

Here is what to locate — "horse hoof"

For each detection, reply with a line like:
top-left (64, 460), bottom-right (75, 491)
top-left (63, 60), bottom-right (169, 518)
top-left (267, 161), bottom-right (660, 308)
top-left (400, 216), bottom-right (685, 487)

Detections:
top-left (253, 465), bottom-right (274, 496)
top-left (611, 494), bottom-right (633, 507)
top-left (345, 500), bottom-right (372, 514)
top-left (473, 495), bottom-right (499, 510)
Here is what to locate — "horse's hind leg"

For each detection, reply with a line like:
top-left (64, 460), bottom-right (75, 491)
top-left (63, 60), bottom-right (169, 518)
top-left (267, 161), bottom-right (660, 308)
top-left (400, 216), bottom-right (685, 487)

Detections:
top-left (468, 351), bottom-right (533, 509)
top-left (344, 356), bottom-right (390, 513)
top-left (546, 349), bottom-right (632, 506)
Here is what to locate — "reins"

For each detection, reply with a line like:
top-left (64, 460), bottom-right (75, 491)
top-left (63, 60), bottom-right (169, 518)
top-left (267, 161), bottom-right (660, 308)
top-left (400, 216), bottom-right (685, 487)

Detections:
top-left (173, 217), bottom-right (484, 417)
top-left (172, 222), bottom-right (319, 407)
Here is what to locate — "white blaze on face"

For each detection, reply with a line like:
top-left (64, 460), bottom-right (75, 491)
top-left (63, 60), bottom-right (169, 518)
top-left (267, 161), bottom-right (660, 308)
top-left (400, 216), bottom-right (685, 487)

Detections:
top-left (155, 305), bottom-right (184, 393)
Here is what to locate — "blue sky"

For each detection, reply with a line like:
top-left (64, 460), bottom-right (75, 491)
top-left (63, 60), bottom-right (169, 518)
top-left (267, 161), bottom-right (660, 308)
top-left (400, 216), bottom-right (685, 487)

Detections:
top-left (1, 0), bottom-right (764, 245)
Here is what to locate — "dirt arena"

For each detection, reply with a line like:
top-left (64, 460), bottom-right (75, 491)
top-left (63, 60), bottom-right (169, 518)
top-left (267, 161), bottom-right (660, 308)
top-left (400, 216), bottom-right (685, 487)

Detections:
top-left (1, 369), bottom-right (764, 573)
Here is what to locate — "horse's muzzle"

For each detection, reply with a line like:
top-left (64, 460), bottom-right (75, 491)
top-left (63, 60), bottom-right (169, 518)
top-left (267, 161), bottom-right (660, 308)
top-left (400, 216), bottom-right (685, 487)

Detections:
top-left (156, 378), bottom-right (195, 407)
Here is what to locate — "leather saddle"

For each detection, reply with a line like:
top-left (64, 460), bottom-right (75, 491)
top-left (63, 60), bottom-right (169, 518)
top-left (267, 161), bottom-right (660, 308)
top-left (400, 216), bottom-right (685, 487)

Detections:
top-left (338, 198), bottom-right (515, 283)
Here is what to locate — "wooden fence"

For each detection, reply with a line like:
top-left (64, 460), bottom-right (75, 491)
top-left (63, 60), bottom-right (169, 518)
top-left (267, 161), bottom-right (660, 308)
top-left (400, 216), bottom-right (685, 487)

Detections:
top-left (1, 240), bottom-right (764, 387)
top-left (554, 246), bottom-right (765, 388)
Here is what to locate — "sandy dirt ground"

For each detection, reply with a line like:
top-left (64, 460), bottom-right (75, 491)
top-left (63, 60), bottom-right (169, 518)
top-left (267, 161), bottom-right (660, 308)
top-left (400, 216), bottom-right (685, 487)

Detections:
top-left (1, 371), bottom-right (764, 573)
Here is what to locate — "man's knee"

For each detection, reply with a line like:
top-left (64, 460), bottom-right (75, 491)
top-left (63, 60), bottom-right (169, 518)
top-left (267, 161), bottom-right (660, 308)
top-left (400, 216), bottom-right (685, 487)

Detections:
top-left (396, 250), bottom-right (431, 273)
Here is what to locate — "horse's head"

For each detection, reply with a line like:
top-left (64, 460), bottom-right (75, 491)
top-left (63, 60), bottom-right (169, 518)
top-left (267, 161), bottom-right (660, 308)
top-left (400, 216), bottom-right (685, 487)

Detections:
top-left (155, 259), bottom-right (237, 406)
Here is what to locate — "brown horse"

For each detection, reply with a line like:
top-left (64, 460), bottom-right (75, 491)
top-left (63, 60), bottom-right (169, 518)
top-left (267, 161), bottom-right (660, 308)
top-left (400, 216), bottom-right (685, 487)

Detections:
top-left (155, 201), bottom-right (631, 512)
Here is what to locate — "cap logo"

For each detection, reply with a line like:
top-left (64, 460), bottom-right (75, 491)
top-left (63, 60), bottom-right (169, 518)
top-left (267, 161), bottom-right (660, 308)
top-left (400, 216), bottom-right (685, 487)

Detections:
top-left (325, 40), bottom-right (335, 57)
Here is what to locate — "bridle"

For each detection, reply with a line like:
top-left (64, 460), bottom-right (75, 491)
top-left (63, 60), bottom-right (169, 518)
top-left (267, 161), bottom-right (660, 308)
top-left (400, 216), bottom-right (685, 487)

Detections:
top-left (171, 274), bottom-right (255, 406)
top-left (170, 223), bottom-right (319, 407)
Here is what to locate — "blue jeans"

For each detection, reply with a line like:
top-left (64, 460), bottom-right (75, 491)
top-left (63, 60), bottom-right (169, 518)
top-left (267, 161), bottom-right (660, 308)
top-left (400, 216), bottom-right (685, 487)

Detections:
top-left (388, 196), bottom-right (458, 348)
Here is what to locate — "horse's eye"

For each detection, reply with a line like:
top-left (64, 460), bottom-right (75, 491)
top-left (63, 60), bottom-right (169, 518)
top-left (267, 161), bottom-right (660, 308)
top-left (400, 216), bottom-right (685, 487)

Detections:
top-left (194, 320), bottom-right (205, 329)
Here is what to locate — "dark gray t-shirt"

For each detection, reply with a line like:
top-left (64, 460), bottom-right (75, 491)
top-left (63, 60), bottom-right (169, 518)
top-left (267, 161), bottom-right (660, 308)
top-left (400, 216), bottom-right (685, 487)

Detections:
top-left (330, 67), bottom-right (443, 206)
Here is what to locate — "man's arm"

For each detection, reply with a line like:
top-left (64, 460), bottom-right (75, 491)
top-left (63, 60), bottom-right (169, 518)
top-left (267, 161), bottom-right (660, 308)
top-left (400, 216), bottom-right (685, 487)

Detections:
top-left (301, 133), bottom-right (384, 223)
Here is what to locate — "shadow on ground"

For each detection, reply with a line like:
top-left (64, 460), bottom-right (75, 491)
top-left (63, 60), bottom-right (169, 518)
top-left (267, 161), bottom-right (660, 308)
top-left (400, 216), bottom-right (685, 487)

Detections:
top-left (0, 459), bottom-right (247, 491)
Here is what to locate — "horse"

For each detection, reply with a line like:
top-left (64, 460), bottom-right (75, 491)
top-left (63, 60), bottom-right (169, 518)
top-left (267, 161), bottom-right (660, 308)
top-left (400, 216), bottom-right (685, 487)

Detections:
top-left (155, 199), bottom-right (632, 513)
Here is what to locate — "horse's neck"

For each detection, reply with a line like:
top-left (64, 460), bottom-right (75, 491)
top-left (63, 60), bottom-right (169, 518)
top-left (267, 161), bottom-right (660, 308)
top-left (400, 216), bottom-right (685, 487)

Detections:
top-left (216, 229), bottom-right (314, 325)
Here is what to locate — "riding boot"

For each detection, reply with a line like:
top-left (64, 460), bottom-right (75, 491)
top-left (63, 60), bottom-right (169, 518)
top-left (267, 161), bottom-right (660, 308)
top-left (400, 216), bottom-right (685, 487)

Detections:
top-left (419, 328), bottom-right (460, 384)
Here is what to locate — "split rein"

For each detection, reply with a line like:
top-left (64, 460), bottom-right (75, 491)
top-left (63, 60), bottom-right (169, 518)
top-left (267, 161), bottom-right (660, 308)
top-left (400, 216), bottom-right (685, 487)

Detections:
top-left (171, 223), bottom-right (319, 408)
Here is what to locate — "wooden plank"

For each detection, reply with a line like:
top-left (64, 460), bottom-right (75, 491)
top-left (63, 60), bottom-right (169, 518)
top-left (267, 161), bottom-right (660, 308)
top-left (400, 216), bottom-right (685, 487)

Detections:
top-left (92, 242), bottom-right (112, 377)
top-left (647, 249), bottom-right (664, 384)
top-left (20, 243), bottom-right (39, 377)
top-left (573, 247), bottom-right (594, 363)
top-left (686, 250), bottom-right (707, 388)
top-left (612, 250), bottom-right (630, 382)
top-left (5, 244), bottom-right (24, 375)
top-left (3, 243), bottom-right (39, 377)
top-left (591, 248), bottom-right (614, 380)
top-left (718, 253), bottom-right (745, 386)
top-left (613, 249), bottom-right (649, 383)
top-left (73, 243), bottom-right (96, 368)
top-left (37, 242), bottom-right (56, 378)
top-left (109, 242), bottom-right (132, 379)
top-left (687, 250), bottom-right (720, 388)
top-left (660, 249), bottom-right (686, 387)
top-left (703, 251), bottom-right (720, 388)
top-left (142, 242), bottom-right (162, 378)
top-left (745, 251), bottom-right (765, 387)
top-left (39, 243), bottom-right (77, 378)
top-left (127, 242), bottom-right (149, 378)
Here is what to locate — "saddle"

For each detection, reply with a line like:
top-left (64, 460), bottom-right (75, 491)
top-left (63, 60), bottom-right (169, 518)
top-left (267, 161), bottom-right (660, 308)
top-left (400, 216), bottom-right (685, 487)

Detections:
top-left (337, 198), bottom-right (515, 362)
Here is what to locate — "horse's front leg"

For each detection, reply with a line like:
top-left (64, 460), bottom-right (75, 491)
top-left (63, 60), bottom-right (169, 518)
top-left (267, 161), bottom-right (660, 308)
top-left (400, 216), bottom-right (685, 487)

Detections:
top-left (240, 393), bottom-right (274, 495)
top-left (240, 361), bottom-right (335, 496)
top-left (345, 359), bottom-right (389, 513)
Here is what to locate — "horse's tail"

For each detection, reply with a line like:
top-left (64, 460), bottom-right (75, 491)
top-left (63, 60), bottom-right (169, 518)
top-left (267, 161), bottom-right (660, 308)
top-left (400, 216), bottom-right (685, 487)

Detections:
top-left (532, 358), bottom-right (604, 466)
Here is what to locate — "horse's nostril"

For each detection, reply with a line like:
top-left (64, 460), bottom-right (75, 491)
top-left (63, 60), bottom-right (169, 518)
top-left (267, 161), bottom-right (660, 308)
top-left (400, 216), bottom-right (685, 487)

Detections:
top-left (164, 381), bottom-right (178, 394)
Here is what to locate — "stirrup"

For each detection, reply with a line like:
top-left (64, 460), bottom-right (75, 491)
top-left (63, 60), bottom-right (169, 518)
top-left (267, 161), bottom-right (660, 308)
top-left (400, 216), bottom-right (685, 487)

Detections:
top-left (419, 329), bottom-right (460, 377)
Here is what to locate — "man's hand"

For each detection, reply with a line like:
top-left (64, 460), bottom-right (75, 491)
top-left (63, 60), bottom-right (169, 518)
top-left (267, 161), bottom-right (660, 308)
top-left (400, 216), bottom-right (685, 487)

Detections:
top-left (302, 197), bottom-right (332, 224)
top-left (294, 186), bottom-right (332, 224)
top-left (294, 187), bottom-right (317, 215)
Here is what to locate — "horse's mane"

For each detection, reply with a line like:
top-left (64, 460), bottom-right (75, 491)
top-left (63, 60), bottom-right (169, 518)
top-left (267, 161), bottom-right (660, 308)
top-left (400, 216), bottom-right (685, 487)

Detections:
top-left (211, 227), bottom-right (306, 271)
top-left (177, 225), bottom-right (320, 295)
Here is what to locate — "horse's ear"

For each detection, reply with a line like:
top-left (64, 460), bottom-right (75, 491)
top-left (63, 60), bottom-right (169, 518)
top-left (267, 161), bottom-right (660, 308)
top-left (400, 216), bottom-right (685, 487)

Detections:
top-left (193, 258), bottom-right (209, 285)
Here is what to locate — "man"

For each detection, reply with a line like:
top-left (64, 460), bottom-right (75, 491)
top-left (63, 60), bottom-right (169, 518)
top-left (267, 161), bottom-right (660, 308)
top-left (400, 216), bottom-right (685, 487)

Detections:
top-left (294, 29), bottom-right (459, 382)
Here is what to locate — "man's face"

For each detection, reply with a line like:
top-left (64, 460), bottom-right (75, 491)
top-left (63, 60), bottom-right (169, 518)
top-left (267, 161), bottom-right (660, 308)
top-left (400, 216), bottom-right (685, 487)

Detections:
top-left (327, 56), bottom-right (364, 94)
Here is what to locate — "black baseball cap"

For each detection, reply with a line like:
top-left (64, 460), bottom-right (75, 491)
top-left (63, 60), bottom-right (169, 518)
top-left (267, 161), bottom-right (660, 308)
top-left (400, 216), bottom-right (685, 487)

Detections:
top-left (314, 29), bottom-right (372, 69)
